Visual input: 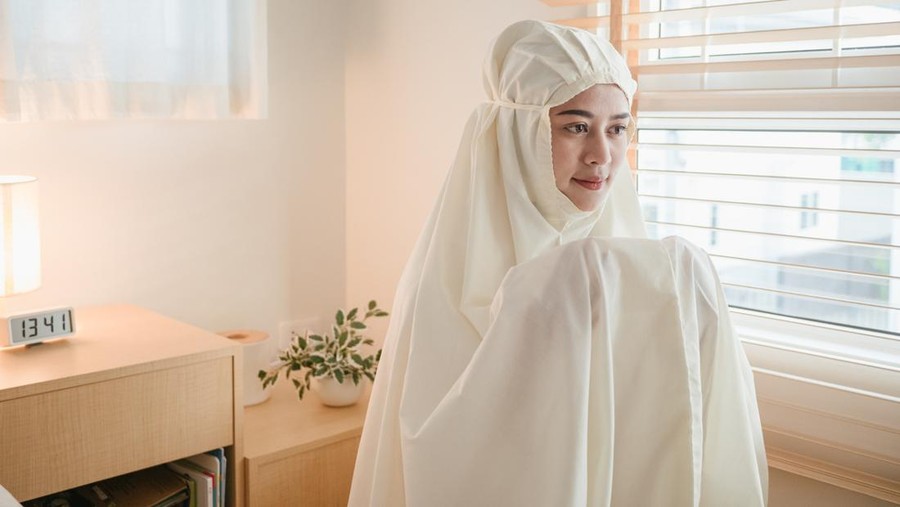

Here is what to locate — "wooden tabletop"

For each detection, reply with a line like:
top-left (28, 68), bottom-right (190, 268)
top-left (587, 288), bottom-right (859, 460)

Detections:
top-left (243, 375), bottom-right (370, 462)
top-left (0, 304), bottom-right (240, 400)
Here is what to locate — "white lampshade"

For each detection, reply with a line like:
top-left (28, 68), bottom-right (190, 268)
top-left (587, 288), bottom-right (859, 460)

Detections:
top-left (0, 176), bottom-right (40, 296)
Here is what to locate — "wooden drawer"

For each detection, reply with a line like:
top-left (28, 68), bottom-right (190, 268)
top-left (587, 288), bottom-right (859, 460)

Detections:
top-left (0, 357), bottom-right (234, 501)
top-left (246, 436), bottom-right (360, 506)
top-left (244, 379), bottom-right (368, 506)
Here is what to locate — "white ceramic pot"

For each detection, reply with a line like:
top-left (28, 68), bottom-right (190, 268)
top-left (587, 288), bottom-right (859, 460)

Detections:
top-left (313, 375), bottom-right (364, 407)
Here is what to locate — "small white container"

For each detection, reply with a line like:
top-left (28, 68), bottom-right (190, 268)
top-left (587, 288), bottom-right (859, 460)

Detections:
top-left (313, 375), bottom-right (364, 407)
top-left (219, 330), bottom-right (275, 406)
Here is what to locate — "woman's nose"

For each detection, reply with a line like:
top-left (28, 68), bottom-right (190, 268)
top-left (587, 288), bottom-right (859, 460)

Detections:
top-left (584, 134), bottom-right (612, 166)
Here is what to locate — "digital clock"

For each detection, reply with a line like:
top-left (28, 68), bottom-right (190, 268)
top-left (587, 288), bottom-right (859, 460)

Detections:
top-left (0, 307), bottom-right (76, 347)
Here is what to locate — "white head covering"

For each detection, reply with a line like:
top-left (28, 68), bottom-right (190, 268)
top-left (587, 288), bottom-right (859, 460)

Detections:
top-left (483, 19), bottom-right (639, 234)
top-left (384, 20), bottom-right (647, 427)
top-left (452, 20), bottom-right (647, 336)
top-left (349, 20), bottom-right (730, 506)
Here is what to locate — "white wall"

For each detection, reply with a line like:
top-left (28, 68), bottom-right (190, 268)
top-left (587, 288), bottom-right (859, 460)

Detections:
top-left (344, 0), bottom-right (583, 334)
top-left (0, 0), bottom-right (348, 340)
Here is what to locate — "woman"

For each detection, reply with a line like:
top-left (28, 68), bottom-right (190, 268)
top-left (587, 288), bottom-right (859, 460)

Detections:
top-left (350, 20), bottom-right (767, 506)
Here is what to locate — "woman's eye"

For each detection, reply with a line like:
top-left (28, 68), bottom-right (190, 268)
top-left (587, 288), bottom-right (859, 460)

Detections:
top-left (564, 124), bottom-right (589, 134)
top-left (610, 125), bottom-right (628, 136)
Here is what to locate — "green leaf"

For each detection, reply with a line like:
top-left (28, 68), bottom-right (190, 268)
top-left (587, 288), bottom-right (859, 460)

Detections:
top-left (347, 338), bottom-right (361, 348)
top-left (309, 334), bottom-right (323, 342)
top-left (310, 355), bottom-right (325, 364)
top-left (334, 369), bottom-right (344, 383)
top-left (350, 321), bottom-right (366, 330)
top-left (375, 311), bottom-right (389, 317)
top-left (352, 372), bottom-right (361, 385)
top-left (314, 344), bottom-right (325, 352)
top-left (298, 336), bottom-right (307, 349)
top-left (292, 378), bottom-right (301, 388)
top-left (315, 365), bottom-right (327, 376)
top-left (336, 310), bottom-right (345, 325)
top-left (257, 370), bottom-right (267, 380)
top-left (352, 354), bottom-right (365, 366)
top-left (363, 339), bottom-right (374, 346)
top-left (368, 300), bottom-right (377, 310)
top-left (347, 308), bottom-right (358, 321)
top-left (339, 331), bottom-right (348, 346)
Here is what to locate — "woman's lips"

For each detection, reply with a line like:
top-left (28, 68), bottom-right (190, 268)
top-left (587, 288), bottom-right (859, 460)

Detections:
top-left (574, 178), bottom-right (604, 191)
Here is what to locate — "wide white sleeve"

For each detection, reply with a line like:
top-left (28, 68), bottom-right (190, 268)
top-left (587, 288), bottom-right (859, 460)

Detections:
top-left (352, 236), bottom-right (768, 506)
top-left (662, 235), bottom-right (768, 506)
top-left (399, 237), bottom-right (699, 506)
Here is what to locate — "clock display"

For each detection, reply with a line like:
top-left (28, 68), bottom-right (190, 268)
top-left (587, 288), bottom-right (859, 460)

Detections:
top-left (8, 308), bottom-right (75, 345)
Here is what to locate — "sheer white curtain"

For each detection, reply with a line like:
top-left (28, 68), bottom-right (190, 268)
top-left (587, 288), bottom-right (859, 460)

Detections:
top-left (0, 0), bottom-right (266, 120)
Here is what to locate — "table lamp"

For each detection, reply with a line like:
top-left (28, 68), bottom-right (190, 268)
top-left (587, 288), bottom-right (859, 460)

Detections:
top-left (0, 176), bottom-right (74, 347)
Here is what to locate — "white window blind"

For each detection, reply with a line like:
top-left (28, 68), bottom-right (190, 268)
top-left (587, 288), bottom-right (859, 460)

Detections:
top-left (545, 0), bottom-right (900, 338)
top-left (0, 0), bottom-right (267, 120)
top-left (545, 1), bottom-right (900, 500)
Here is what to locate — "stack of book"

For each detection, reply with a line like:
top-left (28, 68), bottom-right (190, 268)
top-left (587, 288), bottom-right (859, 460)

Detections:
top-left (23, 449), bottom-right (227, 507)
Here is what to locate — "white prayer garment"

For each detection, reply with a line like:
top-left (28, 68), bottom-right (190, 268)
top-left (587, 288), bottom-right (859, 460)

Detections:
top-left (349, 20), bottom-right (768, 506)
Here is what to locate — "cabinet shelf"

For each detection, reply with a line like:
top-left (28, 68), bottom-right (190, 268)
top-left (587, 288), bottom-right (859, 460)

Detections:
top-left (0, 305), bottom-right (244, 505)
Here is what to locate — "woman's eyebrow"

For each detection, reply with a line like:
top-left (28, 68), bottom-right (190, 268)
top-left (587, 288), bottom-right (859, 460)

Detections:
top-left (554, 110), bottom-right (631, 120)
top-left (555, 109), bottom-right (594, 118)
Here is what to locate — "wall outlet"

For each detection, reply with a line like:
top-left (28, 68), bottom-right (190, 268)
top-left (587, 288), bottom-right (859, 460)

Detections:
top-left (277, 317), bottom-right (321, 351)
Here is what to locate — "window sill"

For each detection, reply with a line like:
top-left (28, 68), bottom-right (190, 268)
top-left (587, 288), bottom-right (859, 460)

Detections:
top-left (732, 309), bottom-right (900, 503)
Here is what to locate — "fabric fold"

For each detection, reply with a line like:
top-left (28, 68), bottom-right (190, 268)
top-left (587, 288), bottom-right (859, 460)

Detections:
top-left (350, 20), bottom-right (766, 506)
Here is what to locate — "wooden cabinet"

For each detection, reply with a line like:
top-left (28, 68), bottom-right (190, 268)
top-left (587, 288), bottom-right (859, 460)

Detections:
top-left (243, 378), bottom-right (369, 506)
top-left (0, 305), bottom-right (243, 505)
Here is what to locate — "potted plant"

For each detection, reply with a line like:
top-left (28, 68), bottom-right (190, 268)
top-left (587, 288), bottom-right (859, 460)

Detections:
top-left (258, 300), bottom-right (388, 406)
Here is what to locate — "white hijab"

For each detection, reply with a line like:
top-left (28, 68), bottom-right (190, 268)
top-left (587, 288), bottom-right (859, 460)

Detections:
top-left (350, 20), bottom-right (767, 506)
top-left (402, 18), bottom-right (646, 445)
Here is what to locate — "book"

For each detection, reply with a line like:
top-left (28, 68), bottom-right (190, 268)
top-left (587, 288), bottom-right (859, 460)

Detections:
top-left (154, 489), bottom-right (190, 507)
top-left (23, 489), bottom-right (96, 507)
top-left (96, 465), bottom-right (187, 507)
top-left (167, 461), bottom-right (213, 507)
top-left (183, 453), bottom-right (221, 506)
top-left (163, 466), bottom-right (197, 507)
top-left (204, 448), bottom-right (227, 504)
top-left (28, 465), bottom-right (189, 507)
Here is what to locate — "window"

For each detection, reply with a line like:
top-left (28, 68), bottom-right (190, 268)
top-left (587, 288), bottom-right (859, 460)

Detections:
top-left (544, 0), bottom-right (899, 337)
top-left (545, 0), bottom-right (899, 500)
top-left (0, 0), bottom-right (267, 120)
top-left (625, 0), bottom-right (899, 337)
top-left (638, 122), bottom-right (897, 335)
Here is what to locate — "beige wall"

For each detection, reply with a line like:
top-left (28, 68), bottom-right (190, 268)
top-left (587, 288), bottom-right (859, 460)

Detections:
top-left (0, 0), bottom-right (348, 339)
top-left (344, 0), bottom-right (583, 335)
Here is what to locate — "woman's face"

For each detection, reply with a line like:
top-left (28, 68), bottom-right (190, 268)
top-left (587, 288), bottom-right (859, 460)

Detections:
top-left (549, 84), bottom-right (631, 212)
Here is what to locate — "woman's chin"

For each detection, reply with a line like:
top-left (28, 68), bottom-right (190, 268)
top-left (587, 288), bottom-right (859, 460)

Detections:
top-left (571, 190), bottom-right (610, 212)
